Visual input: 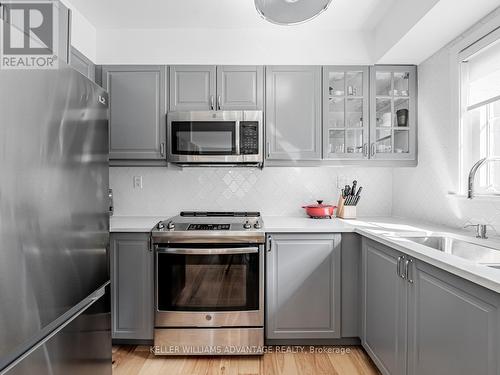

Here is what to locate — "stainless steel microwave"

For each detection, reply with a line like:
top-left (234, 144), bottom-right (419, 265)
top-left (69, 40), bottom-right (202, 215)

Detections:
top-left (167, 111), bottom-right (263, 166)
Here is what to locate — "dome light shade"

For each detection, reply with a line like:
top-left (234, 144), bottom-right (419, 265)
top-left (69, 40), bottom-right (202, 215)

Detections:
top-left (255, 0), bottom-right (333, 26)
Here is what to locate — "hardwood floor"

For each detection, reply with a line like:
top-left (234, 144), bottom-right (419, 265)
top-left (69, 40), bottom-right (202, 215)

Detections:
top-left (112, 345), bottom-right (381, 375)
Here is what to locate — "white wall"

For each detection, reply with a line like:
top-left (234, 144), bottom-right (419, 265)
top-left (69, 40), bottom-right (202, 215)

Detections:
top-left (60, 0), bottom-right (97, 61)
top-left (392, 8), bottom-right (500, 231)
top-left (110, 167), bottom-right (393, 218)
top-left (96, 29), bottom-right (370, 65)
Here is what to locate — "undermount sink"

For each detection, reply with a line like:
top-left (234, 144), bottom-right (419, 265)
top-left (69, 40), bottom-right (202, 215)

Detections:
top-left (393, 236), bottom-right (500, 268)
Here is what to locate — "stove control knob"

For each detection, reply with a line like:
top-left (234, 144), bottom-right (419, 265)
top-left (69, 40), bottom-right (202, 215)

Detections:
top-left (243, 221), bottom-right (252, 230)
top-left (167, 221), bottom-right (175, 230)
top-left (157, 222), bottom-right (165, 230)
top-left (254, 221), bottom-right (262, 229)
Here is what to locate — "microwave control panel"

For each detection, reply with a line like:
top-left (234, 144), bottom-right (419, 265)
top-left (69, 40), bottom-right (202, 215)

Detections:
top-left (240, 122), bottom-right (259, 155)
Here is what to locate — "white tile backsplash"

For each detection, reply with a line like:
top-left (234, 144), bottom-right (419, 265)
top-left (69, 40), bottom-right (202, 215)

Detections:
top-left (110, 167), bottom-right (393, 218)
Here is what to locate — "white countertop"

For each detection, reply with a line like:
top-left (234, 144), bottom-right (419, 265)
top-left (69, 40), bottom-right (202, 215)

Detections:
top-left (110, 215), bottom-right (500, 293)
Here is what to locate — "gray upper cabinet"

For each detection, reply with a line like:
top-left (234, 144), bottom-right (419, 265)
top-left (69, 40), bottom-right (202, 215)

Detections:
top-left (111, 233), bottom-right (154, 341)
top-left (70, 47), bottom-right (95, 81)
top-left (362, 239), bottom-right (408, 375)
top-left (266, 233), bottom-right (341, 340)
top-left (370, 65), bottom-right (417, 161)
top-left (169, 65), bottom-right (263, 111)
top-left (266, 66), bottom-right (322, 161)
top-left (169, 65), bottom-right (216, 111)
top-left (102, 65), bottom-right (166, 161)
top-left (407, 260), bottom-right (500, 375)
top-left (217, 66), bottom-right (263, 110)
top-left (323, 66), bottom-right (370, 160)
top-left (56, 2), bottom-right (71, 64)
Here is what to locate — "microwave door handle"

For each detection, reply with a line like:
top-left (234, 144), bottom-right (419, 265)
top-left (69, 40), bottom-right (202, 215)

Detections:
top-left (235, 121), bottom-right (241, 155)
top-left (157, 247), bottom-right (259, 255)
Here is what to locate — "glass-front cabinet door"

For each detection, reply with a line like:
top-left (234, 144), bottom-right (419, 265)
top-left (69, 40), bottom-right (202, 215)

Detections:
top-left (323, 66), bottom-right (370, 160)
top-left (370, 65), bottom-right (417, 160)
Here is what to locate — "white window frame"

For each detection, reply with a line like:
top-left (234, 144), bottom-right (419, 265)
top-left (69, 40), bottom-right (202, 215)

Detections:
top-left (458, 27), bottom-right (500, 196)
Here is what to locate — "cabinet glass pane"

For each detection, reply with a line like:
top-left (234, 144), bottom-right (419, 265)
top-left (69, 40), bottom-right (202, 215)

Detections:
top-left (394, 130), bottom-right (409, 153)
top-left (328, 72), bottom-right (345, 96)
top-left (346, 129), bottom-right (364, 154)
top-left (376, 72), bottom-right (391, 96)
top-left (395, 99), bottom-right (410, 127)
top-left (376, 129), bottom-right (392, 153)
top-left (346, 99), bottom-right (363, 128)
top-left (376, 98), bottom-right (392, 127)
top-left (394, 72), bottom-right (410, 97)
top-left (346, 71), bottom-right (363, 97)
top-left (328, 98), bottom-right (344, 128)
top-left (329, 130), bottom-right (345, 153)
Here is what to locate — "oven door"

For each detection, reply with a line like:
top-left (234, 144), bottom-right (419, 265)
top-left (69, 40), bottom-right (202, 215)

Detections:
top-left (155, 244), bottom-right (264, 328)
top-left (167, 111), bottom-right (242, 164)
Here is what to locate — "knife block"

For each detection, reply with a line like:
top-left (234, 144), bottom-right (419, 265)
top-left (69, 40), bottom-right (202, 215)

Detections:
top-left (337, 197), bottom-right (357, 219)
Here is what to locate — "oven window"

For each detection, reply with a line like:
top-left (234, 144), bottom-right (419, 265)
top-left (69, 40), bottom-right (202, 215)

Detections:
top-left (157, 251), bottom-right (259, 312)
top-left (171, 121), bottom-right (236, 155)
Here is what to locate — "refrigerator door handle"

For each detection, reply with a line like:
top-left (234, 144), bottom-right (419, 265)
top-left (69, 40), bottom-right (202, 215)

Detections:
top-left (0, 284), bottom-right (108, 375)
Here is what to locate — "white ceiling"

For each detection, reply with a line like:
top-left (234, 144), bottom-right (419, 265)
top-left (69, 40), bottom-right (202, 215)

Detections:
top-left (68, 0), bottom-right (397, 31)
top-left (66, 0), bottom-right (500, 65)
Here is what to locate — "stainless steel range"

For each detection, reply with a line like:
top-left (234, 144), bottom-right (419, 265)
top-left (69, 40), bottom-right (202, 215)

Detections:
top-left (151, 212), bottom-right (265, 355)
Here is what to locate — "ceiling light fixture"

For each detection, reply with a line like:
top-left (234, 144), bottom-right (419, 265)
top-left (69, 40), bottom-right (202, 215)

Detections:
top-left (255, 0), bottom-right (333, 26)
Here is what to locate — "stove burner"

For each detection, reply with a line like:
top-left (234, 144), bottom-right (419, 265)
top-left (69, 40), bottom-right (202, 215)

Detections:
top-left (187, 224), bottom-right (231, 231)
top-left (181, 211), bottom-right (260, 218)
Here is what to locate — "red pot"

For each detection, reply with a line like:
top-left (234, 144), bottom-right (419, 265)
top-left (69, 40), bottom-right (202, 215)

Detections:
top-left (302, 200), bottom-right (337, 218)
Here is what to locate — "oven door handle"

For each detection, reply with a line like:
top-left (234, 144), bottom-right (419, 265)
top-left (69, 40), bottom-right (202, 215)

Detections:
top-left (156, 247), bottom-right (259, 255)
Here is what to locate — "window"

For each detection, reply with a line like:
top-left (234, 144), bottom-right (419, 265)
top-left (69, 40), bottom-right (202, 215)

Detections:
top-left (460, 29), bottom-right (500, 196)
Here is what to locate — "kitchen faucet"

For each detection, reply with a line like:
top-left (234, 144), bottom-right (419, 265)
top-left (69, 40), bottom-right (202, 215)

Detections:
top-left (464, 224), bottom-right (490, 239)
top-left (467, 157), bottom-right (500, 199)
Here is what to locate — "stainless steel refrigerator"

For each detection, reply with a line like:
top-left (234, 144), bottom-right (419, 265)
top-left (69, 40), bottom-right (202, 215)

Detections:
top-left (0, 62), bottom-right (111, 374)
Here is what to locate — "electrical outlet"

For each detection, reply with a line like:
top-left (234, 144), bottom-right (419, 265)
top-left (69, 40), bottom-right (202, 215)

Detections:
top-left (337, 175), bottom-right (348, 190)
top-left (133, 176), bottom-right (143, 189)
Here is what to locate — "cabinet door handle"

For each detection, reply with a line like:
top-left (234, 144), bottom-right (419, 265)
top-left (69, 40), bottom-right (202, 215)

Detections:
top-left (210, 95), bottom-right (215, 110)
top-left (370, 143), bottom-right (376, 157)
top-left (217, 95), bottom-right (222, 110)
top-left (363, 143), bottom-right (368, 158)
top-left (266, 141), bottom-right (271, 158)
top-left (267, 236), bottom-right (272, 252)
top-left (405, 259), bottom-right (414, 284)
top-left (160, 142), bottom-right (165, 157)
top-left (397, 256), bottom-right (405, 279)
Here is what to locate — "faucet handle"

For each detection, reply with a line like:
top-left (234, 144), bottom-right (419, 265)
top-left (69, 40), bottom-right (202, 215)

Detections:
top-left (464, 223), bottom-right (489, 239)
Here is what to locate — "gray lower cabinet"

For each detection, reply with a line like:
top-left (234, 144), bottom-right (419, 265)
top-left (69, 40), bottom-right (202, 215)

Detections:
top-left (407, 259), bottom-right (500, 375)
top-left (363, 238), bottom-right (500, 375)
top-left (362, 239), bottom-right (408, 375)
top-left (341, 233), bottom-right (362, 338)
top-left (266, 233), bottom-right (341, 340)
top-left (169, 65), bottom-right (216, 111)
top-left (217, 66), bottom-right (263, 110)
top-left (111, 233), bottom-right (154, 341)
top-left (265, 66), bottom-right (322, 161)
top-left (70, 47), bottom-right (95, 81)
top-left (102, 65), bottom-right (167, 161)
